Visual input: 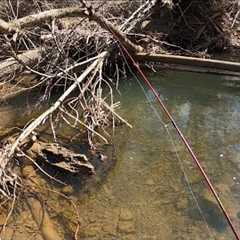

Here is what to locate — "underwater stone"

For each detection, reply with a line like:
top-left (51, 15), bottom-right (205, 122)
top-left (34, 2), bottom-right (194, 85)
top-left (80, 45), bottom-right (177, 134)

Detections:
top-left (188, 195), bottom-right (228, 233)
top-left (83, 223), bottom-right (101, 237)
top-left (102, 222), bottom-right (117, 236)
top-left (22, 165), bottom-right (37, 179)
top-left (61, 185), bottom-right (74, 195)
top-left (119, 208), bottom-right (134, 221)
top-left (175, 197), bottom-right (188, 210)
top-left (118, 221), bottom-right (135, 234)
top-left (124, 234), bottom-right (137, 240)
top-left (146, 179), bottom-right (155, 186)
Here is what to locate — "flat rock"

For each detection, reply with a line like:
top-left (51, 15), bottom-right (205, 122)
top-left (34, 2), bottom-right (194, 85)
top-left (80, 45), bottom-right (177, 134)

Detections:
top-left (124, 234), bottom-right (137, 240)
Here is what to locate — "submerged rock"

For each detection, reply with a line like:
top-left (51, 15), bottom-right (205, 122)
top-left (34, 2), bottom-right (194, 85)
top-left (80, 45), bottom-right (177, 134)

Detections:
top-left (146, 178), bottom-right (155, 186)
top-left (102, 222), bottom-right (117, 236)
top-left (119, 208), bottom-right (134, 221)
top-left (61, 185), bottom-right (74, 195)
top-left (175, 197), bottom-right (188, 211)
top-left (118, 208), bottom-right (135, 235)
top-left (27, 197), bottom-right (62, 240)
top-left (124, 234), bottom-right (137, 240)
top-left (118, 221), bottom-right (135, 234)
top-left (82, 223), bottom-right (102, 238)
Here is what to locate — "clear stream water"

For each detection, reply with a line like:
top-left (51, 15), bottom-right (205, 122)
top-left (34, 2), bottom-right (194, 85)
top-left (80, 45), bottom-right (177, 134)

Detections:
top-left (1, 70), bottom-right (240, 240)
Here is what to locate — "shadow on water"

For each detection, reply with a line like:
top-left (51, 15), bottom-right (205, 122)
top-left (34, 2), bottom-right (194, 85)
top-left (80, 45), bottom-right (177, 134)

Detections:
top-left (188, 197), bottom-right (228, 233)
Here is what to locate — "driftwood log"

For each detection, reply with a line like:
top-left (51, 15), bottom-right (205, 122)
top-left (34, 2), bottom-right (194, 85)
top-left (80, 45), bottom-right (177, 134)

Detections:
top-left (28, 140), bottom-right (95, 174)
top-left (0, 2), bottom-right (239, 81)
top-left (1, 49), bottom-right (240, 82)
top-left (135, 53), bottom-right (240, 76)
top-left (0, 4), bottom-right (143, 81)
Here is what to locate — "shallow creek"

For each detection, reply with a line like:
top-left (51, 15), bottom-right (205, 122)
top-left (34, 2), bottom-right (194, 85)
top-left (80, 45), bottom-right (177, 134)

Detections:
top-left (1, 70), bottom-right (240, 240)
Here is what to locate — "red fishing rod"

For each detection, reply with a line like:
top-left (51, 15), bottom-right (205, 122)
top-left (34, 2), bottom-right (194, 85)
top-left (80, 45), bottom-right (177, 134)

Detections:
top-left (108, 29), bottom-right (240, 239)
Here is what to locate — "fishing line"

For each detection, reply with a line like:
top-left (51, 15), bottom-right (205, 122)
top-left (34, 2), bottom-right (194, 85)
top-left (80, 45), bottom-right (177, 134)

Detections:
top-left (112, 40), bottom-right (240, 239)
top-left (97, 12), bottom-right (239, 238)
top-left (122, 51), bottom-right (213, 237)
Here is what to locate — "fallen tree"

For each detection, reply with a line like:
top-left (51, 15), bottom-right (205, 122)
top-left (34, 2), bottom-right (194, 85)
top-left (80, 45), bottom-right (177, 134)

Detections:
top-left (0, 0), bottom-right (240, 239)
top-left (136, 52), bottom-right (240, 76)
top-left (0, 1), bottom-right (239, 84)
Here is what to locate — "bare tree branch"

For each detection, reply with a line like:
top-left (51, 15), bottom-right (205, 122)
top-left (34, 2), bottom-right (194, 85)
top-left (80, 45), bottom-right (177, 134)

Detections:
top-left (8, 51), bottom-right (108, 158)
